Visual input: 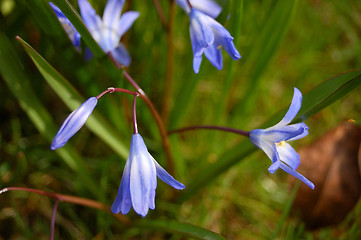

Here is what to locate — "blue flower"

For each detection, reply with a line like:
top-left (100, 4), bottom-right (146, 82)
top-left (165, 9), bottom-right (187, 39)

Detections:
top-left (51, 97), bottom-right (97, 150)
top-left (49, 2), bottom-right (81, 51)
top-left (78, 0), bottom-right (139, 66)
top-left (176, 0), bottom-right (222, 19)
top-left (188, 8), bottom-right (241, 73)
top-left (111, 134), bottom-right (185, 217)
top-left (249, 88), bottom-right (315, 189)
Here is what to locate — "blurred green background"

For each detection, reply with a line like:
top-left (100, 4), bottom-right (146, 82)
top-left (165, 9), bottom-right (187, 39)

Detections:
top-left (1, 0), bottom-right (361, 239)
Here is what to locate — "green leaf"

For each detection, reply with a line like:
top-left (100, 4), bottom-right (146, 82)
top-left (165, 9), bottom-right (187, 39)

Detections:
top-left (232, 0), bottom-right (299, 123)
top-left (0, 32), bottom-right (99, 196)
top-left (179, 69), bottom-right (361, 202)
top-left (24, 0), bottom-right (63, 36)
top-left (16, 36), bottom-right (129, 160)
top-left (137, 219), bottom-right (226, 240)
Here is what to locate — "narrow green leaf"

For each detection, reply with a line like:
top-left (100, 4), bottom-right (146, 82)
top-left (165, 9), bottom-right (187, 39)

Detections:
top-left (0, 32), bottom-right (99, 195)
top-left (214, 0), bottom-right (243, 125)
top-left (233, 0), bottom-right (299, 122)
top-left (179, 69), bottom-right (361, 201)
top-left (137, 219), bottom-right (226, 240)
top-left (270, 182), bottom-right (300, 239)
top-left (24, 0), bottom-right (63, 36)
top-left (16, 36), bottom-right (128, 160)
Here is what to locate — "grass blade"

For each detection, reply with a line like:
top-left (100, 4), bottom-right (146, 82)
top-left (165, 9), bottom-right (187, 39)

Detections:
top-left (17, 36), bottom-right (129, 159)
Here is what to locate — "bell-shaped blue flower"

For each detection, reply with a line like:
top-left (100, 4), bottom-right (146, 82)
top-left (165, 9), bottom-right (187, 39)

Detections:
top-left (249, 88), bottom-right (315, 189)
top-left (176, 0), bottom-right (222, 19)
top-left (49, 2), bottom-right (81, 51)
top-left (188, 8), bottom-right (241, 73)
top-left (51, 97), bottom-right (97, 150)
top-left (111, 134), bottom-right (185, 217)
top-left (78, 0), bottom-right (139, 66)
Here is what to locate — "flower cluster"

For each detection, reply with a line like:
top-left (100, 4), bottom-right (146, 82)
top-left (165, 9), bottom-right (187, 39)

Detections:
top-left (48, 0), bottom-right (313, 219)
top-left (51, 89), bottom-right (184, 217)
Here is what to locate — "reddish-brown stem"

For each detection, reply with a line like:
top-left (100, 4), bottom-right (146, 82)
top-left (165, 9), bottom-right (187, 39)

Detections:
top-left (0, 187), bottom-right (130, 225)
top-left (50, 198), bottom-right (59, 240)
top-left (169, 125), bottom-right (250, 137)
top-left (96, 87), bottom-right (137, 99)
top-left (186, 0), bottom-right (192, 8)
top-left (107, 52), bottom-right (174, 175)
top-left (152, 0), bottom-right (168, 30)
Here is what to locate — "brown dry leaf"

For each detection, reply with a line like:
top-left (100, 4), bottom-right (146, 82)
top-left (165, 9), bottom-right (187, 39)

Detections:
top-left (289, 121), bottom-right (361, 229)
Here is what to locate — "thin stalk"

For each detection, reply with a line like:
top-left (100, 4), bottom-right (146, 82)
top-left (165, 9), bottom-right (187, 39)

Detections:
top-left (96, 87), bottom-right (137, 99)
top-left (50, 198), bottom-right (60, 240)
top-left (161, 0), bottom-right (175, 125)
top-left (169, 125), bottom-right (250, 137)
top-left (107, 52), bottom-right (174, 174)
top-left (186, 0), bottom-right (192, 8)
top-left (0, 187), bottom-right (130, 225)
top-left (133, 94), bottom-right (139, 134)
top-left (152, 0), bottom-right (168, 30)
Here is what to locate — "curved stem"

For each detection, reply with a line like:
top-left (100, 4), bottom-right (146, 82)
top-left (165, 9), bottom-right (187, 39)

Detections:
top-left (50, 198), bottom-right (60, 240)
top-left (0, 187), bottom-right (130, 224)
top-left (152, 0), bottom-right (168, 30)
top-left (107, 52), bottom-right (174, 175)
top-left (96, 87), bottom-right (137, 99)
top-left (169, 125), bottom-right (250, 137)
top-left (133, 94), bottom-right (139, 134)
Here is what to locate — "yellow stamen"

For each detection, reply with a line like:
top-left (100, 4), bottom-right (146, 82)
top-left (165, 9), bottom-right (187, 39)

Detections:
top-left (276, 141), bottom-right (286, 147)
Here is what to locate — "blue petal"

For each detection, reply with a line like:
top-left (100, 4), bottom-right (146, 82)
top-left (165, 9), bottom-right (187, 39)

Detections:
top-left (276, 142), bottom-right (300, 169)
top-left (49, 3), bottom-right (81, 49)
top-left (268, 160), bottom-right (281, 173)
top-left (51, 97), bottom-right (97, 150)
top-left (277, 88), bottom-right (302, 126)
top-left (211, 24), bottom-right (241, 60)
top-left (249, 130), bottom-right (279, 163)
top-left (78, 0), bottom-right (102, 36)
top-left (175, 0), bottom-right (222, 18)
top-left (193, 54), bottom-right (203, 73)
top-left (103, 0), bottom-right (125, 27)
top-left (189, 9), bottom-right (214, 56)
top-left (111, 43), bottom-right (131, 67)
top-left (111, 158), bottom-right (132, 214)
top-left (191, 0), bottom-right (222, 19)
top-left (285, 122), bottom-right (309, 141)
top-left (129, 134), bottom-right (157, 217)
top-left (152, 157), bottom-right (185, 190)
top-left (217, 37), bottom-right (241, 60)
top-left (204, 44), bottom-right (223, 70)
top-left (279, 163), bottom-right (315, 189)
top-left (258, 123), bottom-right (308, 144)
top-left (117, 11), bottom-right (140, 39)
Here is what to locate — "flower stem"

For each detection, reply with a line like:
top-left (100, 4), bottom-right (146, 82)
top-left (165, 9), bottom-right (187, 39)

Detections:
top-left (0, 187), bottom-right (130, 224)
top-left (107, 52), bottom-right (174, 175)
top-left (169, 125), bottom-right (250, 137)
top-left (96, 87), bottom-right (137, 99)
top-left (133, 94), bottom-right (139, 134)
top-left (50, 198), bottom-right (60, 240)
top-left (161, 0), bottom-right (175, 126)
top-left (186, 0), bottom-right (192, 8)
top-left (152, 0), bottom-right (168, 30)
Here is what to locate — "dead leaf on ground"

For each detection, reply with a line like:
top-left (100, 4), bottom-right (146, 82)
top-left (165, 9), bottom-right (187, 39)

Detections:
top-left (289, 121), bottom-right (361, 229)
